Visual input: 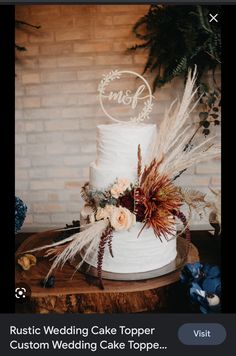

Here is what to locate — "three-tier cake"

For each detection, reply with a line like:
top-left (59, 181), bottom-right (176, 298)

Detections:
top-left (81, 123), bottom-right (177, 273)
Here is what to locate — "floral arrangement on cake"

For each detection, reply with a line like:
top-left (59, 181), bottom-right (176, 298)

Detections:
top-left (25, 68), bottom-right (220, 288)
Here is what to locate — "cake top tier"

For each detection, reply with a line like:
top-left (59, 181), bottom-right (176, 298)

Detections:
top-left (96, 123), bottom-right (156, 169)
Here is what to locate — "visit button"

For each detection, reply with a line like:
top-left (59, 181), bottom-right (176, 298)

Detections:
top-left (178, 323), bottom-right (226, 345)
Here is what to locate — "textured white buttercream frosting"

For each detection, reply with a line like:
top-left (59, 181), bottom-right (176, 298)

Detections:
top-left (89, 123), bottom-right (156, 190)
top-left (84, 122), bottom-right (177, 274)
top-left (83, 223), bottom-right (177, 273)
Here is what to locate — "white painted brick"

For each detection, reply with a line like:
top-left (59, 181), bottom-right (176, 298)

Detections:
top-left (64, 155), bottom-right (94, 166)
top-left (38, 57), bottom-right (57, 69)
top-left (64, 144), bottom-right (80, 154)
top-left (48, 191), bottom-right (70, 201)
top-left (24, 108), bottom-right (62, 120)
top-left (40, 71), bottom-right (77, 83)
top-left (25, 191), bottom-right (48, 202)
top-left (29, 31), bottom-right (54, 43)
top-left (22, 72), bottom-right (40, 84)
top-left (24, 214), bottom-right (34, 225)
top-left (25, 83), bottom-right (61, 96)
top-left (46, 167), bottom-right (82, 178)
top-left (80, 142), bottom-right (96, 153)
top-left (30, 180), bottom-right (65, 190)
top-left (15, 121), bottom-right (25, 132)
top-left (55, 29), bottom-right (91, 42)
top-left (15, 110), bottom-right (24, 120)
top-left (15, 86), bottom-right (25, 97)
top-left (69, 193), bottom-right (82, 201)
top-left (64, 181), bottom-right (83, 189)
top-left (82, 167), bottom-right (89, 178)
top-left (33, 214), bottom-right (51, 224)
top-left (40, 43), bottom-right (73, 56)
top-left (33, 202), bottom-right (64, 213)
top-left (15, 134), bottom-right (27, 144)
top-left (15, 97), bottom-right (23, 109)
top-left (95, 54), bottom-right (132, 65)
top-left (51, 213), bottom-right (79, 224)
top-left (62, 107), bottom-right (97, 119)
top-left (45, 120), bottom-right (79, 131)
top-left (74, 41), bottom-right (112, 53)
top-left (16, 157), bottom-right (31, 168)
top-left (66, 202), bottom-right (81, 212)
top-left (63, 131), bottom-right (96, 143)
top-left (40, 95), bottom-right (67, 107)
top-left (25, 121), bottom-right (44, 132)
top-left (29, 168), bottom-right (46, 179)
top-left (62, 81), bottom-right (96, 94)
top-left (15, 180), bottom-right (29, 190)
top-left (95, 26), bottom-right (131, 39)
top-left (15, 169), bottom-right (28, 180)
top-left (57, 56), bottom-right (93, 67)
top-left (23, 144), bottom-right (46, 156)
top-left (46, 143), bottom-right (66, 155)
top-left (31, 156), bottom-right (63, 167)
top-left (27, 132), bottom-right (63, 144)
top-left (23, 97), bottom-right (41, 108)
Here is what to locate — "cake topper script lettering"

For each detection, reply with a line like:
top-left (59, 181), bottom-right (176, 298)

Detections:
top-left (98, 69), bottom-right (153, 123)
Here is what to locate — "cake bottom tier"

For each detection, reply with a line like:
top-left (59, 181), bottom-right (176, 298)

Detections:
top-left (83, 222), bottom-right (177, 273)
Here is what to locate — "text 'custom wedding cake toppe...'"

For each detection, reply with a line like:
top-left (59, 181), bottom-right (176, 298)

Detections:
top-left (25, 68), bottom-right (220, 289)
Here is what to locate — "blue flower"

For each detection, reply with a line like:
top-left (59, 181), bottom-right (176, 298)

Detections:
top-left (15, 196), bottom-right (27, 233)
top-left (180, 262), bottom-right (221, 313)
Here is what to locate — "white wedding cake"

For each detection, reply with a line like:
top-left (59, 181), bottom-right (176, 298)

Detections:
top-left (82, 123), bottom-right (177, 274)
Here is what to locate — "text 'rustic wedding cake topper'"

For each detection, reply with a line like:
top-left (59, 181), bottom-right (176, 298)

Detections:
top-left (98, 69), bottom-right (153, 123)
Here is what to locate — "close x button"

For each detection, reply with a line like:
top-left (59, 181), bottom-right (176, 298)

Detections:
top-left (178, 323), bottom-right (226, 345)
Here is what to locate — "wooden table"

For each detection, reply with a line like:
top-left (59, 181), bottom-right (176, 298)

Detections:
top-left (15, 230), bottom-right (199, 314)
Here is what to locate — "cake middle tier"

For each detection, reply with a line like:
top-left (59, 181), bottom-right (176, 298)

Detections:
top-left (90, 161), bottom-right (137, 190)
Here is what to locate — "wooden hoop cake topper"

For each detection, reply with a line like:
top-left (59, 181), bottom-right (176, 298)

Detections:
top-left (98, 69), bottom-right (153, 123)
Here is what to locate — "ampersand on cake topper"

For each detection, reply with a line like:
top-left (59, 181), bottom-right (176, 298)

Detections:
top-left (98, 69), bottom-right (154, 123)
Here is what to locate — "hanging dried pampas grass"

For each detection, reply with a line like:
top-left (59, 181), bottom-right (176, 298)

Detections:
top-left (149, 66), bottom-right (220, 179)
top-left (23, 219), bottom-right (110, 279)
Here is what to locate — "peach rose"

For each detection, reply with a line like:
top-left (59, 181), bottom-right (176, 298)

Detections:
top-left (110, 178), bottom-right (131, 198)
top-left (109, 206), bottom-right (136, 231)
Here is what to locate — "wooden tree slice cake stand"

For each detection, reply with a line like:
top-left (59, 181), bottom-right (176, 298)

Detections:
top-left (15, 230), bottom-right (199, 314)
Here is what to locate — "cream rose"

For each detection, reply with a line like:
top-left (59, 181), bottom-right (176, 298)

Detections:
top-left (109, 206), bottom-right (136, 231)
top-left (110, 178), bottom-right (131, 198)
top-left (96, 205), bottom-right (114, 221)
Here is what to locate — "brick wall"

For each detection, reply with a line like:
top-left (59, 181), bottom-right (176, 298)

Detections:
top-left (15, 5), bottom-right (221, 231)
